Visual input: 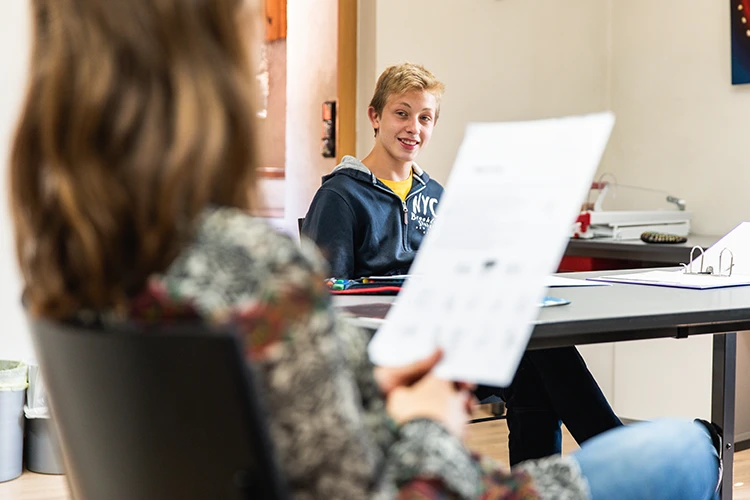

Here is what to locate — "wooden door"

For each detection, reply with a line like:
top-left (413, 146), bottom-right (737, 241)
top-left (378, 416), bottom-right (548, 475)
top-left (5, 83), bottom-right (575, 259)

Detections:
top-left (265, 0), bottom-right (287, 42)
top-left (337, 0), bottom-right (357, 161)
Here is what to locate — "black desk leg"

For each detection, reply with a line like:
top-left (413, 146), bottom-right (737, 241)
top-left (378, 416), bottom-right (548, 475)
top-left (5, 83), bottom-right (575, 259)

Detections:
top-left (712, 333), bottom-right (737, 500)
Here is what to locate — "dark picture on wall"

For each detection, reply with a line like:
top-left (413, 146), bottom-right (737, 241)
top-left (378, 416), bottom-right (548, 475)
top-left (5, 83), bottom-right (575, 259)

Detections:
top-left (732, 0), bottom-right (750, 84)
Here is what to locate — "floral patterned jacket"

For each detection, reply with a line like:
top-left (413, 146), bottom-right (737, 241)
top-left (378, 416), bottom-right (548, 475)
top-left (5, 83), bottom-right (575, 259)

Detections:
top-left (128, 207), bottom-right (589, 500)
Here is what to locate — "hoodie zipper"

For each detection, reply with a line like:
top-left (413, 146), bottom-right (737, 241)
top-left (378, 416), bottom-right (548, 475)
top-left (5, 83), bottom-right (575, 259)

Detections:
top-left (372, 174), bottom-right (427, 249)
top-left (403, 184), bottom-right (426, 221)
top-left (373, 183), bottom-right (426, 223)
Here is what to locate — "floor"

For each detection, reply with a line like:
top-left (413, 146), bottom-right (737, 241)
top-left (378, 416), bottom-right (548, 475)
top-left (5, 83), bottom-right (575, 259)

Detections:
top-left (4, 407), bottom-right (750, 499)
top-left (464, 409), bottom-right (750, 500)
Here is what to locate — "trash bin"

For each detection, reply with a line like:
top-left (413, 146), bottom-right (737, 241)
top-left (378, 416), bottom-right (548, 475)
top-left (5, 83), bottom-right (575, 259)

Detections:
top-left (24, 364), bottom-right (64, 474)
top-left (0, 360), bottom-right (28, 482)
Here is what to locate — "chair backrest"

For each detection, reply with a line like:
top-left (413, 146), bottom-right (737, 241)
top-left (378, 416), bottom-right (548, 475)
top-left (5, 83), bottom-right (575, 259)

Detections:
top-left (30, 319), bottom-right (288, 500)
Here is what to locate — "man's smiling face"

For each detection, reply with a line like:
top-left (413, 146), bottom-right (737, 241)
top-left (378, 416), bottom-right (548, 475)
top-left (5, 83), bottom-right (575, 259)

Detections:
top-left (369, 89), bottom-right (438, 166)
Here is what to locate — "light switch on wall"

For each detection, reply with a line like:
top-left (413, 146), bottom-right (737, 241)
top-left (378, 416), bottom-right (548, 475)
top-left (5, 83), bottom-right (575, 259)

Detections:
top-left (321, 101), bottom-right (336, 158)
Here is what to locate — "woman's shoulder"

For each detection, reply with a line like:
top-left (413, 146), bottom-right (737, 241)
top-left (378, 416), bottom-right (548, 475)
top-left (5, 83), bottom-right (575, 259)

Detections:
top-left (199, 206), bottom-right (327, 270)
top-left (159, 207), bottom-right (330, 314)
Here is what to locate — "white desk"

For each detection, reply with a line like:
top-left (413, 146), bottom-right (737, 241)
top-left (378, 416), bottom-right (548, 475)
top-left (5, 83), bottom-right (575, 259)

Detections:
top-left (335, 270), bottom-right (744, 499)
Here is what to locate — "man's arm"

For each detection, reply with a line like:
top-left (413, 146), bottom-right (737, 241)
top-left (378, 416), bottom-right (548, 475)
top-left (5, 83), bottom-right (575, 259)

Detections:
top-left (301, 188), bottom-right (357, 279)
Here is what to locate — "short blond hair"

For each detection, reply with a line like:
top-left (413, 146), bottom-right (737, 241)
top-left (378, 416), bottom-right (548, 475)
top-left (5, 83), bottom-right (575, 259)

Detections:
top-left (369, 63), bottom-right (445, 121)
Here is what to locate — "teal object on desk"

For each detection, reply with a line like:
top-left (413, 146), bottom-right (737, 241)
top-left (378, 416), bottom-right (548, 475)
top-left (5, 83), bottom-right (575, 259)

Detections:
top-left (539, 296), bottom-right (571, 308)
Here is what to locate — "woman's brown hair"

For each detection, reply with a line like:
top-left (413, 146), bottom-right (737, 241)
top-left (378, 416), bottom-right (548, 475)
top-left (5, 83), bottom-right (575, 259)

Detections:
top-left (11, 0), bottom-right (259, 318)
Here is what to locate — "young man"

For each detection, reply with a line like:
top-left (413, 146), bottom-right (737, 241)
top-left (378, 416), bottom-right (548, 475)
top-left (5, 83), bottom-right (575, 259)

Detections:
top-left (302, 63), bottom-right (443, 279)
top-left (302, 63), bottom-right (622, 465)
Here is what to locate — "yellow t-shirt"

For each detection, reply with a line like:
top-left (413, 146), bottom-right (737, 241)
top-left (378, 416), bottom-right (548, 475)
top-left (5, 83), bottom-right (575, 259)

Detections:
top-left (379, 171), bottom-right (413, 201)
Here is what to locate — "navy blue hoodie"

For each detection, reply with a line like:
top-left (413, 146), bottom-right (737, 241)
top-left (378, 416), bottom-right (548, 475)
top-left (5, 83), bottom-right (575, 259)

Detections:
top-left (302, 156), bottom-right (443, 279)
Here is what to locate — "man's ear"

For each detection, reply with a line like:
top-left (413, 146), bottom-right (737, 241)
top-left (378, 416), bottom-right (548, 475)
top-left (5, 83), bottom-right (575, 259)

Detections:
top-left (367, 106), bottom-right (380, 136)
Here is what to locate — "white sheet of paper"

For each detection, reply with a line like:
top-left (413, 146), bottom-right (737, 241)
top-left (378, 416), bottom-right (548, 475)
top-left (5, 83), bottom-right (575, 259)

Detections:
top-left (367, 113), bottom-right (615, 386)
top-left (589, 222), bottom-right (750, 290)
top-left (590, 270), bottom-right (750, 289)
top-left (545, 276), bottom-right (610, 288)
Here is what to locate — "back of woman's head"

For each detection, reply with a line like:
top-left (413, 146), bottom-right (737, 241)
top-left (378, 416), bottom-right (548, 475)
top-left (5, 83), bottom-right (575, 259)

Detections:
top-left (11, 0), bottom-right (259, 318)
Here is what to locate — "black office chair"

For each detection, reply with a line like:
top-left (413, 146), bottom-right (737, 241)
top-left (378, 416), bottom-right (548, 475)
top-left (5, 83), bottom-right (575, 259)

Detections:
top-left (29, 319), bottom-right (288, 500)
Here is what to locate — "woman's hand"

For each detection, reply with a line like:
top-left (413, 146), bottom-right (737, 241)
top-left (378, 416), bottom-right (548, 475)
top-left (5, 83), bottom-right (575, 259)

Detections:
top-left (374, 349), bottom-right (443, 395)
top-left (385, 373), bottom-right (475, 439)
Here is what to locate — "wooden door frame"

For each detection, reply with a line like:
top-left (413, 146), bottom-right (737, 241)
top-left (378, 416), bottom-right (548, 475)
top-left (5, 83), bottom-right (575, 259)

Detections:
top-left (337, 0), bottom-right (357, 162)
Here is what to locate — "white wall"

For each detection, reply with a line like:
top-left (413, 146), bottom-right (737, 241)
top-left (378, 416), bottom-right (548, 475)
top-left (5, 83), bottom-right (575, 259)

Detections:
top-left (357, 0), bottom-right (611, 184)
top-left (0, 0), bottom-right (32, 361)
top-left (259, 40), bottom-right (287, 170)
top-left (613, 336), bottom-right (712, 421)
top-left (737, 332), bottom-right (750, 442)
top-left (284, 0), bottom-right (339, 233)
top-left (356, 0), bottom-right (377, 157)
top-left (603, 0), bottom-right (750, 236)
top-left (359, 0), bottom-right (750, 236)
top-left (254, 40), bottom-right (287, 220)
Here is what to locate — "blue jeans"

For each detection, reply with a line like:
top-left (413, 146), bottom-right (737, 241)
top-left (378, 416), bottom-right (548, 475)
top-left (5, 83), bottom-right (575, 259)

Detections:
top-left (571, 418), bottom-right (720, 500)
top-left (477, 346), bottom-right (623, 465)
